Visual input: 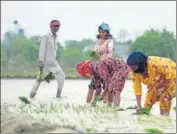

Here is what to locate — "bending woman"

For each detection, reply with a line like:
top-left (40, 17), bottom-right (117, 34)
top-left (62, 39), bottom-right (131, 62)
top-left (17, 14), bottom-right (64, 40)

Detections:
top-left (127, 52), bottom-right (176, 116)
top-left (77, 57), bottom-right (130, 107)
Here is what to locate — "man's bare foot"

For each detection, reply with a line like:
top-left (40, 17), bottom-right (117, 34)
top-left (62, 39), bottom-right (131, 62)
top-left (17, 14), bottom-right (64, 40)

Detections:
top-left (30, 92), bottom-right (36, 99)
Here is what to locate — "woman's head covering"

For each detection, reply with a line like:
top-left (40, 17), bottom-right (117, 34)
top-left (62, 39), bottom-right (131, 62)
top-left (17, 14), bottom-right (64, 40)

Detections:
top-left (98, 23), bottom-right (110, 32)
top-left (97, 23), bottom-right (112, 39)
top-left (126, 51), bottom-right (148, 73)
top-left (76, 60), bottom-right (92, 77)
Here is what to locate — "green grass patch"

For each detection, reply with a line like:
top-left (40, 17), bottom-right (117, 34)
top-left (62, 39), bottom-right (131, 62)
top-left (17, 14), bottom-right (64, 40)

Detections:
top-left (144, 128), bottom-right (164, 133)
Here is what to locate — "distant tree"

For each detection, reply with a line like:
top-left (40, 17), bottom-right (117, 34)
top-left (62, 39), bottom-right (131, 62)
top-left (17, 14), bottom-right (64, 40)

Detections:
top-left (129, 28), bottom-right (176, 61)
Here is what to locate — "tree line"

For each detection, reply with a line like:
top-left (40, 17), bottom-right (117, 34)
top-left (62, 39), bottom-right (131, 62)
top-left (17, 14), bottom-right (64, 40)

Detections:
top-left (1, 28), bottom-right (176, 77)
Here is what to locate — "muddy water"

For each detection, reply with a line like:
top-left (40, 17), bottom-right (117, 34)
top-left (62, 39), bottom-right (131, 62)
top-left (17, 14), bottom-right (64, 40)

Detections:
top-left (1, 79), bottom-right (176, 133)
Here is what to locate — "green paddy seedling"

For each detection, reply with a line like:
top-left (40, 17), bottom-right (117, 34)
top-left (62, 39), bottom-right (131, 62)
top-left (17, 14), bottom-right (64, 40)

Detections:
top-left (144, 128), bottom-right (164, 133)
top-left (18, 96), bottom-right (31, 104)
top-left (126, 105), bottom-right (137, 109)
top-left (140, 108), bottom-right (151, 115)
top-left (87, 50), bottom-right (100, 60)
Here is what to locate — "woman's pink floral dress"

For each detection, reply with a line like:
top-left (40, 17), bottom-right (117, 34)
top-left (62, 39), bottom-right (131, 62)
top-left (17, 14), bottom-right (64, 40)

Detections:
top-left (91, 57), bottom-right (130, 105)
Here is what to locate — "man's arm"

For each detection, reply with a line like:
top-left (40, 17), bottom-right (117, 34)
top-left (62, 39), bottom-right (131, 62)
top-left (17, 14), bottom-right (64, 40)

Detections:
top-left (38, 36), bottom-right (47, 68)
top-left (39, 35), bottom-right (47, 62)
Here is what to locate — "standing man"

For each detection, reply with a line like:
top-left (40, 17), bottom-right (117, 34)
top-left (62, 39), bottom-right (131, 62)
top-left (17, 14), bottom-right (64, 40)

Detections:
top-left (30, 20), bottom-right (65, 99)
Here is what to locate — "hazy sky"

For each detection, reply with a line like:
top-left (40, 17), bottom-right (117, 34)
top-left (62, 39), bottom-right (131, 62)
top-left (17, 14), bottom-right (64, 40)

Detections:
top-left (1, 1), bottom-right (176, 44)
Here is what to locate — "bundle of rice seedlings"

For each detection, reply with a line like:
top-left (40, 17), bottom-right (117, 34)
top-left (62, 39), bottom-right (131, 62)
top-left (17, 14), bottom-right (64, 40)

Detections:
top-left (87, 50), bottom-right (100, 60)
top-left (18, 96), bottom-right (31, 104)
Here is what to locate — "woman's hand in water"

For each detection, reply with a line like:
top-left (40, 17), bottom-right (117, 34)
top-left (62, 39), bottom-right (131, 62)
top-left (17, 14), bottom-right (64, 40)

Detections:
top-left (86, 89), bottom-right (94, 103)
